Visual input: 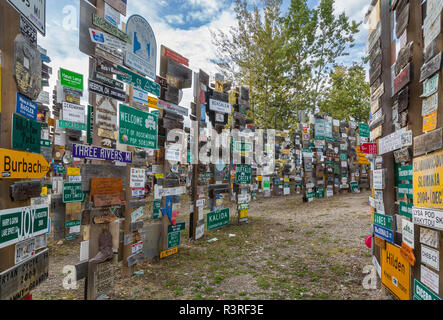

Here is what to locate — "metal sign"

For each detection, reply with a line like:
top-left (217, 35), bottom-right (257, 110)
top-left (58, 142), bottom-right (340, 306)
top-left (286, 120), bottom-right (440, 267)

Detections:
top-left (72, 143), bottom-right (132, 163)
top-left (421, 264), bottom-right (439, 294)
top-left (12, 114), bottom-right (41, 154)
top-left (104, 0), bottom-right (127, 16)
top-left (422, 92), bottom-right (438, 116)
top-left (16, 92), bottom-right (37, 121)
top-left (124, 15), bottom-right (157, 79)
top-left (63, 182), bottom-right (85, 203)
top-left (414, 279), bottom-right (442, 300)
top-left (157, 99), bottom-right (188, 117)
top-left (0, 204), bottom-right (49, 249)
top-left (421, 73), bottom-right (439, 98)
top-left (207, 208), bottom-right (230, 231)
top-left (119, 104), bottom-right (158, 149)
top-left (209, 99), bottom-right (231, 114)
top-left (0, 149), bottom-right (49, 179)
top-left (0, 249), bottom-right (49, 300)
top-left (381, 243), bottom-right (410, 300)
top-left (420, 52), bottom-right (442, 83)
top-left (423, 111), bottom-right (437, 133)
top-left (236, 165), bottom-right (251, 185)
top-left (413, 149), bottom-right (443, 209)
top-left (161, 45), bottom-right (189, 67)
top-left (89, 27), bottom-right (129, 52)
top-left (62, 102), bottom-right (86, 124)
top-left (116, 65), bottom-right (160, 96)
top-left (60, 68), bottom-right (83, 91)
top-left (7, 0), bottom-right (46, 35)
top-left (88, 79), bottom-right (126, 102)
top-left (413, 207), bottom-right (443, 231)
top-left (93, 72), bottom-right (124, 90)
top-left (92, 13), bottom-right (130, 43)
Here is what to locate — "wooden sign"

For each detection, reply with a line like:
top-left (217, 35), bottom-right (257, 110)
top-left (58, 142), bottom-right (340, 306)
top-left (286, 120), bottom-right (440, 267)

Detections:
top-left (424, 39), bottom-right (438, 63)
top-left (371, 82), bottom-right (384, 102)
top-left (394, 147), bottom-right (411, 163)
top-left (104, 0), bottom-right (126, 16)
top-left (420, 52), bottom-right (442, 83)
top-left (370, 47), bottom-right (382, 70)
top-left (9, 181), bottom-right (42, 202)
top-left (395, 3), bottom-right (409, 38)
top-left (367, 22), bottom-right (381, 53)
top-left (413, 128), bottom-right (443, 157)
top-left (93, 193), bottom-right (121, 207)
top-left (393, 63), bottom-right (411, 96)
top-left (93, 72), bottom-right (124, 90)
top-left (369, 64), bottom-right (382, 86)
top-left (396, 86), bottom-right (409, 113)
top-left (400, 242), bottom-right (416, 267)
top-left (395, 41), bottom-right (413, 76)
top-left (80, 164), bottom-right (126, 192)
top-left (166, 58), bottom-right (192, 89)
top-left (90, 178), bottom-right (122, 196)
top-left (413, 149), bottom-right (443, 209)
top-left (95, 96), bottom-right (118, 132)
top-left (374, 236), bottom-right (386, 249)
top-left (424, 13), bottom-right (441, 49)
top-left (423, 111), bottom-right (437, 133)
top-left (0, 249), bottom-right (49, 300)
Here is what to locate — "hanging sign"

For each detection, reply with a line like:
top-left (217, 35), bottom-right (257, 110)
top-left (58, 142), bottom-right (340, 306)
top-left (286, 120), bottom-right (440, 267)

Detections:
top-left (124, 15), bottom-right (157, 79)
top-left (119, 104), bottom-right (158, 149)
top-left (72, 143), bottom-right (132, 163)
top-left (0, 204), bottom-right (49, 249)
top-left (413, 149), bottom-right (443, 209)
top-left (381, 243), bottom-right (410, 300)
top-left (360, 143), bottom-right (377, 154)
top-left (7, 0), bottom-right (46, 35)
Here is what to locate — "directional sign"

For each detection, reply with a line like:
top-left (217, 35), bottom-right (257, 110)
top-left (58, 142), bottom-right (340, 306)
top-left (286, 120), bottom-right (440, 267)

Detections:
top-left (117, 65), bottom-right (160, 96)
top-left (0, 149), bottom-right (49, 179)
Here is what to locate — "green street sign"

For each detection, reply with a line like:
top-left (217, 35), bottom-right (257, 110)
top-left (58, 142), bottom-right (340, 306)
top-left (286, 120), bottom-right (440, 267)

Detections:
top-left (40, 139), bottom-right (51, 148)
top-left (398, 165), bottom-right (413, 181)
top-left (58, 120), bottom-right (87, 131)
top-left (168, 223), bottom-right (186, 233)
top-left (0, 205), bottom-right (49, 249)
top-left (307, 192), bottom-right (315, 199)
top-left (316, 188), bottom-right (325, 198)
top-left (374, 212), bottom-right (392, 229)
top-left (60, 68), bottom-right (83, 91)
top-left (153, 200), bottom-right (161, 220)
top-left (315, 119), bottom-right (325, 140)
top-left (359, 123), bottom-right (370, 138)
top-left (56, 166), bottom-right (66, 174)
top-left (119, 104), bottom-right (158, 149)
top-left (340, 153), bottom-right (347, 161)
top-left (12, 114), bottom-right (41, 154)
top-left (63, 182), bottom-right (85, 203)
top-left (65, 220), bottom-right (81, 229)
top-left (117, 65), bottom-right (161, 97)
top-left (207, 208), bottom-right (230, 231)
top-left (167, 231), bottom-right (181, 250)
top-left (414, 279), bottom-right (442, 300)
top-left (398, 184), bottom-right (413, 199)
top-left (399, 201), bottom-right (413, 219)
top-left (350, 182), bottom-right (360, 193)
top-left (92, 14), bottom-right (131, 43)
top-left (238, 203), bottom-right (249, 210)
top-left (236, 165), bottom-right (251, 185)
top-left (232, 139), bottom-right (253, 152)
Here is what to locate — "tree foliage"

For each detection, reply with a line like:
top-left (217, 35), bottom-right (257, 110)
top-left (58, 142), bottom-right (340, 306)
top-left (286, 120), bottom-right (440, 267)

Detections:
top-left (319, 63), bottom-right (370, 123)
top-left (211, 0), bottom-right (364, 129)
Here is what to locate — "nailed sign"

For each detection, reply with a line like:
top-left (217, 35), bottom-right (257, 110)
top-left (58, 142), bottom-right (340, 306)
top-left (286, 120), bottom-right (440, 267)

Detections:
top-left (95, 96), bottom-right (118, 132)
top-left (393, 63), bottom-right (411, 96)
top-left (89, 79), bottom-right (126, 102)
top-left (209, 99), bottom-right (231, 114)
top-left (413, 207), bottom-right (443, 231)
top-left (0, 149), bottom-right (49, 179)
top-left (119, 104), bottom-right (158, 149)
top-left (124, 15), bottom-right (157, 79)
top-left (422, 93), bottom-right (438, 116)
top-left (381, 243), bottom-right (410, 300)
top-left (72, 144), bottom-right (132, 163)
top-left (7, 0), bottom-right (46, 35)
top-left (420, 52), bottom-right (442, 83)
top-left (414, 128), bottom-right (443, 157)
top-left (117, 65), bottom-right (160, 96)
top-left (63, 182), bottom-right (85, 203)
top-left (92, 13), bottom-right (130, 43)
top-left (413, 149), bottom-right (443, 209)
top-left (207, 208), bottom-right (230, 231)
top-left (16, 92), bottom-right (37, 121)
top-left (12, 114), bottom-right (41, 154)
top-left (236, 164), bottom-right (251, 185)
top-left (0, 204), bottom-right (49, 249)
top-left (421, 73), bottom-right (439, 98)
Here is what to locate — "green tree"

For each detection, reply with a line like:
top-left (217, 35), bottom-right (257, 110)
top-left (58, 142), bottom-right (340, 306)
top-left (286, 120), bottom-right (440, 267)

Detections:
top-left (319, 63), bottom-right (370, 123)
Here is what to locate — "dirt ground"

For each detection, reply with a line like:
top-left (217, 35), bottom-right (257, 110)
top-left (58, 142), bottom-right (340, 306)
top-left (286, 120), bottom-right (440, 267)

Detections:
top-left (33, 190), bottom-right (390, 300)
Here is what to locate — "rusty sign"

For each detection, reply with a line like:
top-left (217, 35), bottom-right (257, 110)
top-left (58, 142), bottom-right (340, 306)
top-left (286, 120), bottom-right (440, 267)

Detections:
top-left (80, 164), bottom-right (126, 192)
top-left (90, 177), bottom-right (123, 196)
top-left (93, 193), bottom-right (121, 207)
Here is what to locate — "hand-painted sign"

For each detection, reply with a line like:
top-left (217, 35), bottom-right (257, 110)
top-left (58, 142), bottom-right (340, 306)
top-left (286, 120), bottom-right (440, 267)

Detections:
top-left (117, 65), bottom-right (160, 96)
top-left (360, 143), bottom-right (377, 154)
top-left (381, 243), bottom-right (410, 300)
top-left (72, 144), bottom-right (132, 163)
top-left (119, 104), bottom-right (158, 149)
top-left (207, 208), bottom-right (230, 231)
top-left (393, 63), bottom-right (411, 96)
top-left (0, 149), bottom-right (49, 179)
top-left (420, 227), bottom-right (440, 248)
top-left (7, 0), bottom-right (46, 35)
top-left (0, 204), bottom-right (49, 249)
top-left (16, 92), bottom-right (37, 121)
top-left (413, 149), bottom-right (443, 209)
top-left (125, 15), bottom-right (157, 79)
top-left (12, 114), bottom-right (41, 154)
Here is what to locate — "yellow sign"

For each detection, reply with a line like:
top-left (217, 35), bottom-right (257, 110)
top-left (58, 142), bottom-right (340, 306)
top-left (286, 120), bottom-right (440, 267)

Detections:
top-left (381, 243), bottom-right (410, 300)
top-left (284, 178), bottom-right (289, 182)
top-left (239, 209), bottom-right (248, 219)
top-left (413, 149), bottom-right (443, 209)
top-left (148, 96), bottom-right (158, 109)
top-left (40, 186), bottom-right (48, 196)
top-left (0, 52), bottom-right (2, 113)
top-left (257, 176), bottom-right (262, 182)
top-left (67, 168), bottom-right (81, 176)
top-left (423, 111), bottom-right (437, 133)
top-left (0, 149), bottom-right (50, 179)
top-left (155, 173), bottom-right (164, 179)
top-left (160, 247), bottom-right (178, 259)
top-left (215, 80), bottom-right (223, 93)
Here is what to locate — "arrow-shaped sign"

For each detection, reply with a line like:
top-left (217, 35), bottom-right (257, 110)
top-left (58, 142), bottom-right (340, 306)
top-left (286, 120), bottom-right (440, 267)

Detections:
top-left (0, 149), bottom-right (50, 179)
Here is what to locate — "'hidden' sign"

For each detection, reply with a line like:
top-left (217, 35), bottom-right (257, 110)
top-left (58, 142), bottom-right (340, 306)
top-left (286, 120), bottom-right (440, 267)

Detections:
top-left (72, 143), bottom-right (132, 163)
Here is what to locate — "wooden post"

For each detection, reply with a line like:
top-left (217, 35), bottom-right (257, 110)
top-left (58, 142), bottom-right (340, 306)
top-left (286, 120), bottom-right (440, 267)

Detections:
top-left (0, 1), bottom-right (25, 273)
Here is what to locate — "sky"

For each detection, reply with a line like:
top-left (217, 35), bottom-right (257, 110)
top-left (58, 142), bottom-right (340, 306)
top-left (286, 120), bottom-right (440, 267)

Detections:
top-left (37, 0), bottom-right (371, 111)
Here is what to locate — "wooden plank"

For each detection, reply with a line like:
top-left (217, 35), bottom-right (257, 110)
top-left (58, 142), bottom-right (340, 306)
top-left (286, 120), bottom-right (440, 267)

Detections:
top-left (80, 164), bottom-right (126, 192)
top-left (413, 128), bottom-right (443, 157)
top-left (395, 41), bottom-right (413, 76)
top-left (9, 180), bottom-right (42, 201)
top-left (90, 177), bottom-right (123, 196)
top-left (420, 51), bottom-right (442, 82)
top-left (395, 3), bottom-right (409, 38)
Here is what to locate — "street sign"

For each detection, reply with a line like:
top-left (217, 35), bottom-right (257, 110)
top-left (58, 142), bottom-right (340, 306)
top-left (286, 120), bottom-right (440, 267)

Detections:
top-left (60, 68), bottom-right (83, 91)
top-left (89, 79), bottom-right (126, 102)
top-left (236, 165), bottom-right (251, 185)
top-left (414, 279), bottom-right (442, 300)
top-left (119, 104), bottom-right (158, 149)
top-left (117, 65), bottom-right (160, 96)
top-left (0, 204), bottom-right (49, 249)
top-left (381, 243), bottom-right (410, 300)
top-left (7, 0), bottom-right (46, 35)
top-left (125, 15), bottom-right (157, 79)
top-left (16, 92), bottom-right (37, 121)
top-left (63, 182), bottom-right (85, 203)
top-left (207, 208), bottom-right (230, 231)
top-left (0, 149), bottom-right (49, 179)
top-left (72, 144), bottom-right (132, 163)
top-left (92, 13), bottom-right (130, 43)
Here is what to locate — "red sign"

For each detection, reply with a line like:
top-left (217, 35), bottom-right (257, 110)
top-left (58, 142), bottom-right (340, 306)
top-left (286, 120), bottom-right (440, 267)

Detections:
top-left (360, 143), bottom-right (378, 154)
top-left (162, 46), bottom-right (189, 67)
top-left (393, 63), bottom-right (411, 95)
